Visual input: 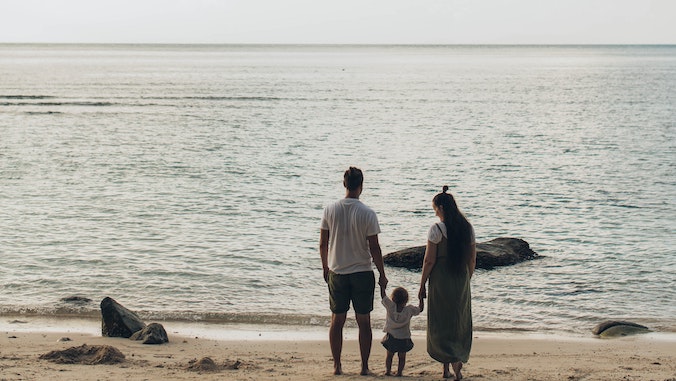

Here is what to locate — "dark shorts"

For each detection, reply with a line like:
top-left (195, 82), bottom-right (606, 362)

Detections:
top-left (327, 271), bottom-right (375, 314)
top-left (381, 333), bottom-right (414, 353)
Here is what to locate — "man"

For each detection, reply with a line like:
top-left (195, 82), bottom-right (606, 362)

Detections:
top-left (319, 166), bottom-right (388, 376)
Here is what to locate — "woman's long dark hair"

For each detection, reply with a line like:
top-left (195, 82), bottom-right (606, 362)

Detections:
top-left (433, 186), bottom-right (473, 273)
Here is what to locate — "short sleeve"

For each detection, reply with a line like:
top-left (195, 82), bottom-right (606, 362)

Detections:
top-left (382, 295), bottom-right (395, 310)
top-left (427, 223), bottom-right (443, 244)
top-left (320, 205), bottom-right (330, 230)
top-left (366, 209), bottom-right (380, 237)
top-left (407, 305), bottom-right (421, 316)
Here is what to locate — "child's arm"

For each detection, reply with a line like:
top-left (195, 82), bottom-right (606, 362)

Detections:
top-left (418, 296), bottom-right (424, 313)
top-left (379, 284), bottom-right (386, 299)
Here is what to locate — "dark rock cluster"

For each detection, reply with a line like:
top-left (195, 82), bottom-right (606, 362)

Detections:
top-left (383, 237), bottom-right (540, 270)
top-left (100, 297), bottom-right (168, 344)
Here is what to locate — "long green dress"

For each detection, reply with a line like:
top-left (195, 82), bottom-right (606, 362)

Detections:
top-left (427, 224), bottom-right (472, 363)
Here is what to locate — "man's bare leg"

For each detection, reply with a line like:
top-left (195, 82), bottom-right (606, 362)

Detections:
top-left (330, 313), bottom-right (347, 375)
top-left (355, 313), bottom-right (372, 375)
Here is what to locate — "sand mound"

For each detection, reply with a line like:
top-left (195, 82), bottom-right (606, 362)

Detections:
top-left (39, 344), bottom-right (125, 365)
top-left (187, 357), bottom-right (219, 372)
top-left (186, 357), bottom-right (243, 372)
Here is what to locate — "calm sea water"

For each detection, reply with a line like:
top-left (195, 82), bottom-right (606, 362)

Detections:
top-left (1, 44), bottom-right (674, 335)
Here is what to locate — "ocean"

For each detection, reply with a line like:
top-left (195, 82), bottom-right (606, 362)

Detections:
top-left (1, 44), bottom-right (674, 336)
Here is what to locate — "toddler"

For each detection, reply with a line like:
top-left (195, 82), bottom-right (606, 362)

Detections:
top-left (380, 285), bottom-right (423, 376)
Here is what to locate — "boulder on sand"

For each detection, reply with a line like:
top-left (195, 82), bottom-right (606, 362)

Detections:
top-left (130, 322), bottom-right (169, 344)
top-left (100, 297), bottom-right (146, 338)
top-left (383, 237), bottom-right (540, 270)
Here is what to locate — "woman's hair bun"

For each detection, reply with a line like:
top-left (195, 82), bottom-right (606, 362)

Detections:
top-left (442, 185), bottom-right (449, 193)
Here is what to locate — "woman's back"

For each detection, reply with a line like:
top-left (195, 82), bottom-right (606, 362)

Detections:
top-left (426, 224), bottom-right (472, 364)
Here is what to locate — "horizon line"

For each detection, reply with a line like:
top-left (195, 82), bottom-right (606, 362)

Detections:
top-left (1, 42), bottom-right (675, 47)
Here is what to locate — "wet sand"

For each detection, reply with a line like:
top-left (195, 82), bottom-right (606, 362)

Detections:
top-left (1, 325), bottom-right (674, 380)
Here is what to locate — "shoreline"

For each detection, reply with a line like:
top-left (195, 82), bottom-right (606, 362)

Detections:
top-left (3, 315), bottom-right (676, 340)
top-left (2, 317), bottom-right (675, 380)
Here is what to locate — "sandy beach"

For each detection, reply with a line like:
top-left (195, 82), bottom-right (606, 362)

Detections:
top-left (1, 322), bottom-right (675, 381)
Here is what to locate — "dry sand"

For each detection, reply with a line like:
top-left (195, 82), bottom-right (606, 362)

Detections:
top-left (1, 327), bottom-right (675, 380)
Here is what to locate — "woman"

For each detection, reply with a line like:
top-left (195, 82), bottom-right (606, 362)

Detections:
top-left (418, 186), bottom-right (476, 380)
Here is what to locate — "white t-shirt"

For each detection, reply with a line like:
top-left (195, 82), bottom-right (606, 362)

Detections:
top-left (381, 295), bottom-right (421, 339)
top-left (320, 198), bottom-right (380, 274)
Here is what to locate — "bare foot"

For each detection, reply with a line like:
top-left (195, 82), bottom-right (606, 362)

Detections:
top-left (385, 370), bottom-right (392, 376)
top-left (443, 363), bottom-right (452, 378)
top-left (452, 362), bottom-right (463, 380)
top-left (334, 362), bottom-right (342, 375)
top-left (360, 367), bottom-right (372, 376)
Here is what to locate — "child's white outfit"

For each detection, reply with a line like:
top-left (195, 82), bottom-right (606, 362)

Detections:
top-left (381, 295), bottom-right (421, 353)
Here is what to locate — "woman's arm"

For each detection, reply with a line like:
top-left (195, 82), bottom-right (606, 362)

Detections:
top-left (418, 240), bottom-right (437, 300)
top-left (468, 241), bottom-right (476, 278)
top-left (468, 226), bottom-right (477, 278)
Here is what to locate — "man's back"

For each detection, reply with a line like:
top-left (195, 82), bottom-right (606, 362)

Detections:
top-left (321, 198), bottom-right (380, 274)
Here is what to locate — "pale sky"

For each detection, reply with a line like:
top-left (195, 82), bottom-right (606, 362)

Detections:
top-left (1, 0), bottom-right (674, 44)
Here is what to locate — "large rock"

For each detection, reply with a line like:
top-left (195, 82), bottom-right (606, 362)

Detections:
top-left (592, 320), bottom-right (651, 338)
top-left (100, 297), bottom-right (146, 338)
top-left (130, 322), bottom-right (169, 344)
top-left (383, 237), bottom-right (540, 270)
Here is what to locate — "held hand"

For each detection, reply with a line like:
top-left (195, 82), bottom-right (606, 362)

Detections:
top-left (378, 274), bottom-right (388, 289)
top-left (418, 284), bottom-right (427, 300)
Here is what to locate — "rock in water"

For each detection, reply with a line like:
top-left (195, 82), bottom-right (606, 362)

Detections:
top-left (599, 325), bottom-right (651, 338)
top-left (100, 297), bottom-right (146, 338)
top-left (383, 237), bottom-right (539, 270)
top-left (476, 238), bottom-right (539, 268)
top-left (383, 246), bottom-right (426, 270)
top-left (130, 322), bottom-right (169, 344)
top-left (59, 296), bottom-right (93, 305)
top-left (592, 320), bottom-right (651, 337)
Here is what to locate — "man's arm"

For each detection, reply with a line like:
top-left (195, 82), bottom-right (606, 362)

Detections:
top-left (320, 229), bottom-right (330, 283)
top-left (367, 234), bottom-right (388, 289)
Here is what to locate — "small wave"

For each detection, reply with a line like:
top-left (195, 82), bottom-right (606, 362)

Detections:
top-left (613, 204), bottom-right (640, 209)
top-left (1, 101), bottom-right (116, 107)
top-left (25, 111), bottom-right (63, 115)
top-left (141, 95), bottom-right (288, 102)
top-left (186, 96), bottom-right (286, 101)
top-left (0, 95), bottom-right (55, 99)
top-left (36, 101), bottom-right (116, 107)
top-left (0, 307), bottom-right (332, 328)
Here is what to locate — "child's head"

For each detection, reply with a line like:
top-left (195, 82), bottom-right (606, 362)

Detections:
top-left (391, 287), bottom-right (409, 306)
